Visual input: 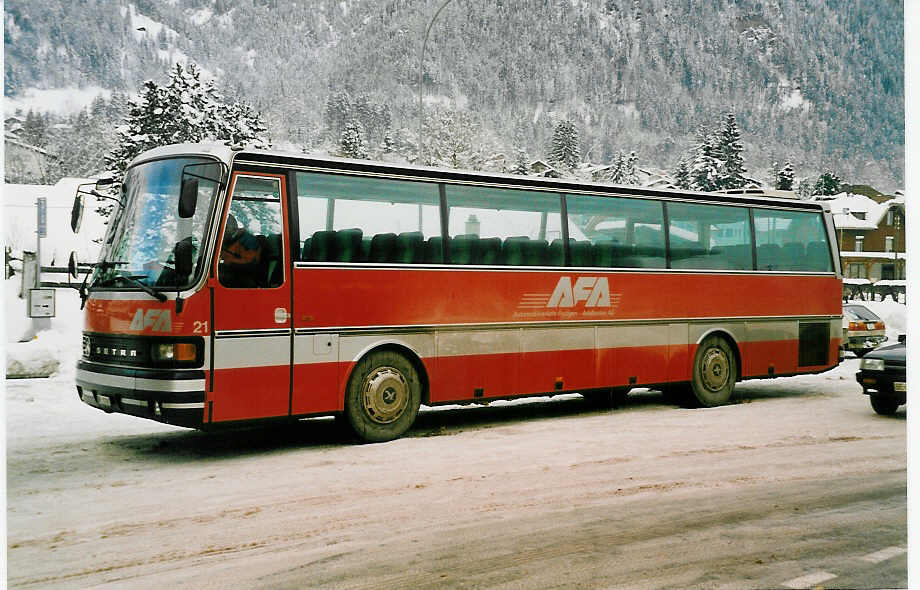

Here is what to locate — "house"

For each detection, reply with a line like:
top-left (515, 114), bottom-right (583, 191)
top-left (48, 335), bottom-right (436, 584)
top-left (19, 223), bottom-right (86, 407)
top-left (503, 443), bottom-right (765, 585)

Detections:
top-left (4, 135), bottom-right (57, 184)
top-left (822, 192), bottom-right (906, 298)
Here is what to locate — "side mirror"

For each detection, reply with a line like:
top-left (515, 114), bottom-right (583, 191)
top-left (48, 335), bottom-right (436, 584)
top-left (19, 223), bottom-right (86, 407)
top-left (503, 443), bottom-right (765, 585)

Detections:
top-left (174, 238), bottom-right (194, 278)
top-left (898, 333), bottom-right (906, 344)
top-left (178, 176), bottom-right (199, 218)
top-left (71, 194), bottom-right (84, 233)
top-left (68, 251), bottom-right (79, 279)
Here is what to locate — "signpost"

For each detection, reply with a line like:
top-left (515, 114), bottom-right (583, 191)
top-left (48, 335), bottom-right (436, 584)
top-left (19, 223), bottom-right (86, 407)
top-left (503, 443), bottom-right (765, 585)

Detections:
top-left (26, 197), bottom-right (53, 338)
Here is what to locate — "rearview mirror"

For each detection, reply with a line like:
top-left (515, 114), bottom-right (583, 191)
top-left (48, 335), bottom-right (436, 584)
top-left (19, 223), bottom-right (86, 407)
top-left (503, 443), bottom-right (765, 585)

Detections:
top-left (174, 238), bottom-right (194, 278)
top-left (68, 251), bottom-right (79, 279)
top-left (71, 194), bottom-right (84, 233)
top-left (178, 177), bottom-right (199, 218)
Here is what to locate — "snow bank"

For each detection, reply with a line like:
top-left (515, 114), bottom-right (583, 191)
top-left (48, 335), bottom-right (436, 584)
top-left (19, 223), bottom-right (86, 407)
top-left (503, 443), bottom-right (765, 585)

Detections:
top-left (5, 278), bottom-right (83, 378)
top-left (856, 299), bottom-right (908, 342)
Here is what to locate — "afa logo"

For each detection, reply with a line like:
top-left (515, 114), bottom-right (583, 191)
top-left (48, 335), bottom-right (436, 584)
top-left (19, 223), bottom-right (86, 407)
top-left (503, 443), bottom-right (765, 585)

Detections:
top-left (547, 276), bottom-right (610, 308)
top-left (129, 308), bottom-right (172, 332)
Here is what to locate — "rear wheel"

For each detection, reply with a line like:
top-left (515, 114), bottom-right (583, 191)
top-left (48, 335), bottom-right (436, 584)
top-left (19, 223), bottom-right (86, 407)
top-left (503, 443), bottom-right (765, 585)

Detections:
top-left (869, 395), bottom-right (899, 416)
top-left (689, 335), bottom-right (736, 407)
top-left (344, 350), bottom-right (421, 442)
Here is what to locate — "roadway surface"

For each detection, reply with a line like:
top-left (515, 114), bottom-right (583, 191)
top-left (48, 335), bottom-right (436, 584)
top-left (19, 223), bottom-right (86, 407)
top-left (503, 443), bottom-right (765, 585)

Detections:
top-left (6, 357), bottom-right (907, 589)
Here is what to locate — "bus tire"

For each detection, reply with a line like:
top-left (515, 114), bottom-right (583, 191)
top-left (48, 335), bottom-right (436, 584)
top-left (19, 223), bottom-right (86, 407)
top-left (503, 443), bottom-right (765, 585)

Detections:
top-left (344, 350), bottom-right (421, 442)
top-left (689, 335), bottom-right (736, 407)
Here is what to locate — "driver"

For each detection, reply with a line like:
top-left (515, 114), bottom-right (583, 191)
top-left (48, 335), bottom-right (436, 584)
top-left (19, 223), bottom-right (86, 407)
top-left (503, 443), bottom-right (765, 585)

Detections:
top-left (219, 214), bottom-right (263, 287)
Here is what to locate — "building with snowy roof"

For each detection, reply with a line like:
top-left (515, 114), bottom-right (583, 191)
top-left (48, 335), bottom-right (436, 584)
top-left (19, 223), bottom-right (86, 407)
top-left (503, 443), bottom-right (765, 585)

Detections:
top-left (823, 191), bottom-right (905, 298)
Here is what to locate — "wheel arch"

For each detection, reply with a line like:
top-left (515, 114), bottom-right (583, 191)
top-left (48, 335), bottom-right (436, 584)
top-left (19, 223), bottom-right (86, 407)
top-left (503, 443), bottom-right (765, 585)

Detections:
top-left (694, 328), bottom-right (742, 376)
top-left (346, 340), bottom-right (431, 405)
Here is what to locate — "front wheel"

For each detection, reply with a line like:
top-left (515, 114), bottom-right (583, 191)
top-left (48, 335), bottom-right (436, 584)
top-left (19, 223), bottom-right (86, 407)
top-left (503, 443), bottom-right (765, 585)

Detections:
top-left (689, 335), bottom-right (736, 407)
top-left (344, 350), bottom-right (421, 442)
top-left (869, 395), bottom-right (900, 416)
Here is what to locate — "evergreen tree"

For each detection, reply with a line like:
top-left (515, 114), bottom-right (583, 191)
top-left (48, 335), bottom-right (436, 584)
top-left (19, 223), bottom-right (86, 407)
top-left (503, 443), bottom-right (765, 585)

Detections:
top-left (381, 128), bottom-right (395, 154)
top-left (673, 156), bottom-right (691, 189)
top-left (549, 119), bottom-right (580, 170)
top-left (512, 147), bottom-right (530, 175)
top-left (688, 126), bottom-right (719, 192)
top-left (714, 112), bottom-right (746, 189)
top-left (812, 170), bottom-right (842, 196)
top-left (774, 160), bottom-right (795, 190)
top-left (340, 118), bottom-right (369, 159)
top-left (796, 178), bottom-right (814, 200)
top-left (104, 62), bottom-right (269, 215)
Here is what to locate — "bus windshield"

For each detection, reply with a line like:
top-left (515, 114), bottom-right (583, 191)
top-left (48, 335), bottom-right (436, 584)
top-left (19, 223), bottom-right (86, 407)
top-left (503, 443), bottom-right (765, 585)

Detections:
top-left (93, 156), bottom-right (222, 291)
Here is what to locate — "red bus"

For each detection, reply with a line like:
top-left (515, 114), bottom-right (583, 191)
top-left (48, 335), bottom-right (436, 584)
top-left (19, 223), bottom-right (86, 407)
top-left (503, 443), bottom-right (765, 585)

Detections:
top-left (72, 143), bottom-right (843, 441)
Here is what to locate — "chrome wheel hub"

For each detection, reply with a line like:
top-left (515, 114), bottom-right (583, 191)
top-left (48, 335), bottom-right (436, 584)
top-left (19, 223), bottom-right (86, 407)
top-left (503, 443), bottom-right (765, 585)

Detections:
top-left (362, 367), bottom-right (409, 424)
top-left (700, 347), bottom-right (729, 392)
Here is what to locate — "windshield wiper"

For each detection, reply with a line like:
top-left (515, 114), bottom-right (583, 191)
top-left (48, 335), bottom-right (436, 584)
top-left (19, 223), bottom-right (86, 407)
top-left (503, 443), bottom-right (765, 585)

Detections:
top-left (96, 271), bottom-right (168, 302)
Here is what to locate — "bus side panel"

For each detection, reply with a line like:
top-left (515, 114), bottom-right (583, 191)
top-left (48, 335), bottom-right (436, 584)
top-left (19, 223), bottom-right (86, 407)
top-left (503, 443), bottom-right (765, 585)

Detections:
top-left (597, 325), bottom-right (671, 386)
top-left (519, 327), bottom-right (595, 393)
top-left (741, 321), bottom-right (799, 377)
top-left (431, 331), bottom-right (519, 402)
top-left (295, 269), bottom-right (842, 329)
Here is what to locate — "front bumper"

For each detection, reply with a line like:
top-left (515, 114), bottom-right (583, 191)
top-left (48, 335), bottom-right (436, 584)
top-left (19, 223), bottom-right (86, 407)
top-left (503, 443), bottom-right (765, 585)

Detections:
top-left (76, 360), bottom-right (206, 427)
top-left (856, 368), bottom-right (907, 404)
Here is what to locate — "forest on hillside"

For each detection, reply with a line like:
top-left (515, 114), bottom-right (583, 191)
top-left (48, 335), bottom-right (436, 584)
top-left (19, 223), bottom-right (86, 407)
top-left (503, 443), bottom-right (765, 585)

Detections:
top-left (3, 0), bottom-right (904, 191)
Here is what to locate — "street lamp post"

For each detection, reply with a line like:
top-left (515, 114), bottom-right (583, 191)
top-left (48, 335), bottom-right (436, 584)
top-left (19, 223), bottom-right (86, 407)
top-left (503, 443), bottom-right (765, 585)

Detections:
top-left (418, 0), bottom-right (454, 166)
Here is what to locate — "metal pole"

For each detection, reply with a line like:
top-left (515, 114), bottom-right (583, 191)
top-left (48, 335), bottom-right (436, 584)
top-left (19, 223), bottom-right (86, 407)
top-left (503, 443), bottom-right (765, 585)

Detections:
top-left (418, 0), bottom-right (454, 166)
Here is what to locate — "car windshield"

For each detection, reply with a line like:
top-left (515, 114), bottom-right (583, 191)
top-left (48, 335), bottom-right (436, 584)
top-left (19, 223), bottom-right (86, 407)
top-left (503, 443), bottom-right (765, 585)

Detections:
top-left (844, 305), bottom-right (881, 322)
top-left (94, 156), bottom-right (222, 290)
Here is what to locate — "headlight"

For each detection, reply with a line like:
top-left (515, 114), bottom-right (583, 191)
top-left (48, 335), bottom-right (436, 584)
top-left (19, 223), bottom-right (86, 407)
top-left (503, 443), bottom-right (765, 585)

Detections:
top-left (151, 342), bottom-right (199, 362)
top-left (860, 358), bottom-right (885, 371)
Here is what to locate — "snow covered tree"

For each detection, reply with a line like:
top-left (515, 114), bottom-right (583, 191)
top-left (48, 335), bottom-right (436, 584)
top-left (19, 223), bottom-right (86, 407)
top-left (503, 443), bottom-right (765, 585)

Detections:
top-left (774, 160), bottom-right (795, 190)
top-left (796, 178), bottom-right (814, 200)
top-left (422, 107), bottom-right (485, 169)
top-left (105, 62), bottom-right (270, 211)
top-left (549, 119), bottom-right (580, 170)
top-left (340, 118), bottom-right (369, 159)
top-left (673, 156), bottom-right (692, 189)
top-left (812, 170), bottom-right (842, 196)
top-left (381, 128), bottom-right (395, 154)
top-left (713, 112), bottom-right (746, 189)
top-left (688, 126), bottom-right (719, 192)
top-left (512, 147), bottom-right (530, 175)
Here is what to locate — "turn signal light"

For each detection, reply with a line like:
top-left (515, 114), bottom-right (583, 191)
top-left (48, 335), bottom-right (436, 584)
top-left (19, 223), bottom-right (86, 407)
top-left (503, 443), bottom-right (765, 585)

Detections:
top-left (152, 342), bottom-right (198, 362)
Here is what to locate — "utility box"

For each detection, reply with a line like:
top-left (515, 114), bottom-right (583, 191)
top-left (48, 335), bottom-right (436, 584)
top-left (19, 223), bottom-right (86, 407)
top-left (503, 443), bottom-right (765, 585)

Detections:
top-left (28, 288), bottom-right (56, 318)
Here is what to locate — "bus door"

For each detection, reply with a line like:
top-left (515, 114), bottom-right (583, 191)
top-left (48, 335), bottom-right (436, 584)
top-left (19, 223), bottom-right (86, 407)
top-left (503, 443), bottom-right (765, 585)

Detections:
top-left (209, 172), bottom-right (292, 422)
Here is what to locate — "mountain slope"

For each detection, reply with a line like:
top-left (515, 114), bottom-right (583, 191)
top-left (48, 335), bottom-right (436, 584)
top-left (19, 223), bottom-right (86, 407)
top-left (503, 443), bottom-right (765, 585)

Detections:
top-left (3, 0), bottom-right (904, 191)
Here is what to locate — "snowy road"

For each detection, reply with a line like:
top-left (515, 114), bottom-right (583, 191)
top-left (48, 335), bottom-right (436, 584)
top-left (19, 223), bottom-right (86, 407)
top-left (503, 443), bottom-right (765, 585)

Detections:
top-left (6, 357), bottom-right (906, 589)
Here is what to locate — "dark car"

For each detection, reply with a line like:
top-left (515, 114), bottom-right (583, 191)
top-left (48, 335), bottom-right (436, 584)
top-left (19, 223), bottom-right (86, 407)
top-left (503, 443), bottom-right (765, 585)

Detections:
top-left (856, 337), bottom-right (906, 415)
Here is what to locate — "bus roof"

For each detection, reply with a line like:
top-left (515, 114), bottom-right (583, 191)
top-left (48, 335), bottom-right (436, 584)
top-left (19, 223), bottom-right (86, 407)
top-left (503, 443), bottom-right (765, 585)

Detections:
top-left (131, 143), bottom-right (828, 212)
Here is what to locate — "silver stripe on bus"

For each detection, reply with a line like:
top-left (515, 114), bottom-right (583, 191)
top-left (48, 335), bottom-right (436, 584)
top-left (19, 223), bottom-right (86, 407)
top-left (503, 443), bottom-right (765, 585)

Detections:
top-left (292, 314), bottom-right (841, 335)
top-left (161, 402), bottom-right (206, 409)
top-left (215, 328), bottom-right (292, 338)
top-left (121, 398), bottom-right (149, 407)
top-left (214, 334), bottom-right (291, 369)
top-left (76, 369), bottom-right (205, 392)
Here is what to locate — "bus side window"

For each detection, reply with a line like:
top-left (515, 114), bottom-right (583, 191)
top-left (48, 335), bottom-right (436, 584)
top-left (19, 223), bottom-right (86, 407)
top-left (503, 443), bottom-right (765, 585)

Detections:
top-left (566, 194), bottom-right (664, 269)
top-left (219, 176), bottom-right (284, 289)
top-left (294, 172), bottom-right (440, 264)
top-left (753, 209), bottom-right (831, 272)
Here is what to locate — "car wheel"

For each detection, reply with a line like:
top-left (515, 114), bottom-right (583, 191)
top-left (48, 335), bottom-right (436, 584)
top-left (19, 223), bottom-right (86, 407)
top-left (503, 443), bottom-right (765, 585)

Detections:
top-left (870, 395), bottom-right (900, 416)
top-left (344, 350), bottom-right (421, 442)
top-left (689, 335), bottom-right (736, 407)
